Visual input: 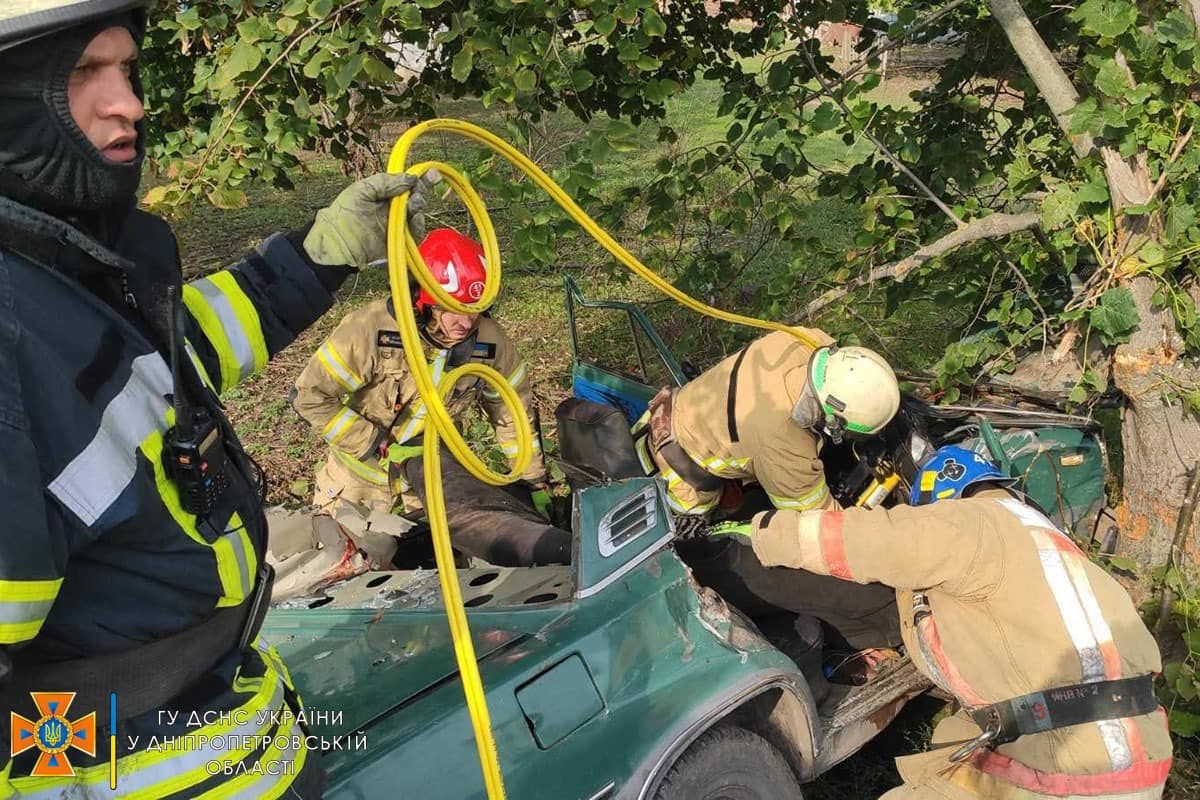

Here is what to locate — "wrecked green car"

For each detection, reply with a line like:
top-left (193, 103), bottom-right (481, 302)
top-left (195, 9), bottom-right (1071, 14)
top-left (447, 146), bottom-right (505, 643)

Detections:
top-left (260, 280), bottom-right (1110, 799)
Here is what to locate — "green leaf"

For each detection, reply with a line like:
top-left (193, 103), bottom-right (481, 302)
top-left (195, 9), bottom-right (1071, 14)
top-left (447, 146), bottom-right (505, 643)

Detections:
top-left (1094, 61), bottom-right (1129, 97)
top-left (811, 102), bottom-right (840, 133)
top-left (212, 42), bottom-right (263, 90)
top-left (302, 49), bottom-right (330, 79)
top-left (1068, 384), bottom-right (1088, 405)
top-left (281, 0), bottom-right (308, 15)
top-left (1089, 287), bottom-right (1140, 345)
top-left (1168, 709), bottom-right (1200, 737)
top-left (1076, 180), bottom-right (1109, 204)
top-left (334, 54), bottom-right (364, 91)
top-left (1102, 555), bottom-right (1138, 572)
top-left (207, 188), bottom-right (248, 210)
top-left (594, 14), bottom-right (617, 37)
top-left (451, 47), bottom-right (474, 81)
top-left (1071, 0), bottom-right (1137, 38)
top-left (642, 8), bottom-right (667, 37)
top-left (767, 61), bottom-right (790, 92)
top-left (1041, 187), bottom-right (1080, 230)
top-left (1166, 204), bottom-right (1197, 243)
top-left (513, 69), bottom-right (537, 92)
top-left (1156, 10), bottom-right (1197, 46)
top-left (571, 69), bottom-right (594, 91)
top-left (307, 0), bottom-right (333, 19)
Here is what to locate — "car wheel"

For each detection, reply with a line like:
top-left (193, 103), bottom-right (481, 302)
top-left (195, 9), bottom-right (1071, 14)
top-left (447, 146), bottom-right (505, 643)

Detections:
top-left (654, 726), bottom-right (803, 800)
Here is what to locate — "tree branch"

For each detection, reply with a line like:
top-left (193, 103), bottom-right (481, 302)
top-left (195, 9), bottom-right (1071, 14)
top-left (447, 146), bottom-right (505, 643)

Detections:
top-left (800, 43), bottom-right (965, 226)
top-left (799, 211), bottom-right (1042, 319)
top-left (985, 0), bottom-right (1093, 160)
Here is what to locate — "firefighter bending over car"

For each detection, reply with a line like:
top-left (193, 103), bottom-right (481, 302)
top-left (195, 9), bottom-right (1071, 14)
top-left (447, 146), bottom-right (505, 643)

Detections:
top-left (293, 228), bottom-right (570, 566)
top-left (709, 446), bottom-right (1172, 800)
top-left (645, 329), bottom-right (908, 676)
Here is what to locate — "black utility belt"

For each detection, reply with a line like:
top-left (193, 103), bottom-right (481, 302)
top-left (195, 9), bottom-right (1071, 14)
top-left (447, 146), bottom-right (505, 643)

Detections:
top-left (952, 674), bottom-right (1158, 761)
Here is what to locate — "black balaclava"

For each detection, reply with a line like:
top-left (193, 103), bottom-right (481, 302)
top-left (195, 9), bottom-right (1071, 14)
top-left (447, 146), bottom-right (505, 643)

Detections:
top-left (0, 11), bottom-right (146, 238)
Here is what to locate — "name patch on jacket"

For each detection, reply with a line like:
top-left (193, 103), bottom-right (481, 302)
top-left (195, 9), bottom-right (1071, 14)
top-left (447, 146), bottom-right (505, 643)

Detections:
top-left (377, 331), bottom-right (404, 349)
top-left (471, 342), bottom-right (497, 361)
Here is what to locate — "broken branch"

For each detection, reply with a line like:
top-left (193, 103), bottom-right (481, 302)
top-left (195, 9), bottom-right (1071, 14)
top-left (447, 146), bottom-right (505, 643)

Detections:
top-left (800, 211), bottom-right (1041, 319)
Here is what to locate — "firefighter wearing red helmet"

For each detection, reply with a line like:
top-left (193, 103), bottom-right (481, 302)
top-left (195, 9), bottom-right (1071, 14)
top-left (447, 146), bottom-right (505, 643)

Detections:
top-left (292, 228), bottom-right (570, 566)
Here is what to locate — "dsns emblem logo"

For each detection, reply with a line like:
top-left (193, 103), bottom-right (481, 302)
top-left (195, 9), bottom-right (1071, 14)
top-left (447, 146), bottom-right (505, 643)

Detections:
top-left (10, 692), bottom-right (96, 776)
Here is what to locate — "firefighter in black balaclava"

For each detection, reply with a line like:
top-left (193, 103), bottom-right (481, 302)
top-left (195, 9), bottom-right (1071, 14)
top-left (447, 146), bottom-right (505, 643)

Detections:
top-left (0, 3), bottom-right (428, 796)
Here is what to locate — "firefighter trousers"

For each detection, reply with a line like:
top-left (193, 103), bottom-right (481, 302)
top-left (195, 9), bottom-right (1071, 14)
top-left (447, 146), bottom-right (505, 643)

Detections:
top-left (403, 450), bottom-right (571, 566)
top-left (680, 537), bottom-right (902, 650)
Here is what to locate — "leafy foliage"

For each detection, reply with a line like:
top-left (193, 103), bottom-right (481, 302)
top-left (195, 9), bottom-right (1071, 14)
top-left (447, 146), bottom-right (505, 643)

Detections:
top-left (141, 0), bottom-right (1200, 391)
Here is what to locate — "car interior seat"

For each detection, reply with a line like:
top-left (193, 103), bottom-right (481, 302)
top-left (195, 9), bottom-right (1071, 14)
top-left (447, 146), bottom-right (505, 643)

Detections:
top-left (554, 398), bottom-right (644, 488)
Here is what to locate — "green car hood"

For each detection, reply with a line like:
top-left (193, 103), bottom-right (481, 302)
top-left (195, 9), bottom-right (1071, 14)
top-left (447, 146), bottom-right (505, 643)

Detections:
top-left (262, 608), bottom-right (558, 733)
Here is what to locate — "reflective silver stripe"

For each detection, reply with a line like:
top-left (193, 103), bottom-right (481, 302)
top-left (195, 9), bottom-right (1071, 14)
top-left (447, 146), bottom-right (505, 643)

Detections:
top-left (395, 351), bottom-right (448, 442)
top-left (184, 339), bottom-right (216, 391)
top-left (192, 277), bottom-right (255, 383)
top-left (49, 354), bottom-right (172, 526)
top-left (768, 482), bottom-right (829, 511)
top-left (224, 717), bottom-right (305, 800)
top-left (0, 597), bottom-right (56, 627)
top-left (317, 342), bottom-right (363, 392)
top-left (14, 678), bottom-right (286, 800)
top-left (508, 361), bottom-right (528, 388)
top-left (323, 407), bottom-right (359, 444)
top-left (224, 530), bottom-right (252, 599)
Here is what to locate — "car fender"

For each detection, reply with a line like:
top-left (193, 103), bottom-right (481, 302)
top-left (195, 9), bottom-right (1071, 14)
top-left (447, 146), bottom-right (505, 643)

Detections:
top-left (629, 670), bottom-right (820, 800)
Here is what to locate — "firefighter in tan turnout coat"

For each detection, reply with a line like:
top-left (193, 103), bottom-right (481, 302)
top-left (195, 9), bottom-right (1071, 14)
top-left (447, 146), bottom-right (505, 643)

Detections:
top-left (710, 445), bottom-right (1172, 800)
top-left (293, 228), bottom-right (569, 566)
top-left (635, 328), bottom-right (901, 515)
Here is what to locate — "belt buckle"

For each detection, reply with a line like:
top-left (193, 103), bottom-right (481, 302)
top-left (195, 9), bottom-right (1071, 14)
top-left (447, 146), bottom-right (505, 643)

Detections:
top-left (949, 727), bottom-right (998, 763)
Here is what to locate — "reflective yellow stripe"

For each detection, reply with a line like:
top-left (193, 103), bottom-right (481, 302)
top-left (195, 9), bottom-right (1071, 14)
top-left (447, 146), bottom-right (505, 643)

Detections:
top-left (322, 406), bottom-right (360, 445)
top-left (698, 455), bottom-right (750, 472)
top-left (508, 361), bottom-right (528, 388)
top-left (12, 666), bottom-right (289, 800)
top-left (183, 273), bottom-right (268, 392)
top-left (634, 434), bottom-right (655, 474)
top-left (0, 577), bottom-right (62, 602)
top-left (392, 351), bottom-right (449, 443)
top-left (333, 447), bottom-right (388, 485)
top-left (767, 481), bottom-right (830, 511)
top-left (0, 579), bottom-right (62, 643)
top-left (316, 341), bottom-right (364, 392)
top-left (207, 272), bottom-right (269, 377)
top-left (140, 409), bottom-right (251, 607)
top-left (213, 513), bottom-right (255, 608)
top-left (183, 284), bottom-right (240, 392)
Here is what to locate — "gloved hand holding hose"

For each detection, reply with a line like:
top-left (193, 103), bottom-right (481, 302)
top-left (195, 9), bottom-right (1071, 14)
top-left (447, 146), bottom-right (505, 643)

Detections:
top-left (304, 170), bottom-right (441, 267)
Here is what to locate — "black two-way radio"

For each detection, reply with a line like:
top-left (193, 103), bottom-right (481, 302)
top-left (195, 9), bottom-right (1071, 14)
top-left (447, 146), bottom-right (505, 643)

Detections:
top-left (162, 286), bottom-right (228, 516)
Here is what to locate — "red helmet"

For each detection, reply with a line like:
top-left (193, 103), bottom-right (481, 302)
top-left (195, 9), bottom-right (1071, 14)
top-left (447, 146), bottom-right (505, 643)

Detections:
top-left (415, 228), bottom-right (489, 313)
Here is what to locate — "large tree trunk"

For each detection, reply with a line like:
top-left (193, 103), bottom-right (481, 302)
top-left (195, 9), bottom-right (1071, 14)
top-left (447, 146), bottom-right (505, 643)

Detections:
top-left (1112, 276), bottom-right (1200, 593)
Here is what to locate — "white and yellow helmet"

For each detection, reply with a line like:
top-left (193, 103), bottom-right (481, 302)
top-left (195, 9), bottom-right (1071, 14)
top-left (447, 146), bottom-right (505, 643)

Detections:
top-left (793, 345), bottom-right (900, 440)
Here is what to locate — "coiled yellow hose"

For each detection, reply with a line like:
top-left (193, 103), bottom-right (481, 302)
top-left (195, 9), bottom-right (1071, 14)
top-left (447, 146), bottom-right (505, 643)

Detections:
top-left (384, 118), bottom-right (822, 799)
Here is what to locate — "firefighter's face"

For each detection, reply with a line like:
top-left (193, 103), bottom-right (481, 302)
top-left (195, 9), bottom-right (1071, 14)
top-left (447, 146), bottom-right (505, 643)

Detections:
top-left (68, 27), bottom-right (143, 163)
top-left (432, 307), bottom-right (480, 343)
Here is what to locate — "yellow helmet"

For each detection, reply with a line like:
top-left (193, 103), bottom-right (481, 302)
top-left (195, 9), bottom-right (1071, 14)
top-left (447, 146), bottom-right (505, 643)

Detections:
top-left (0, 0), bottom-right (146, 51)
top-left (794, 345), bottom-right (900, 441)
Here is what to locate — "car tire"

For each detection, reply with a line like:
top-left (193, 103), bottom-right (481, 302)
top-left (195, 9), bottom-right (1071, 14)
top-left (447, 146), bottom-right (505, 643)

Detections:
top-left (654, 725), bottom-right (803, 800)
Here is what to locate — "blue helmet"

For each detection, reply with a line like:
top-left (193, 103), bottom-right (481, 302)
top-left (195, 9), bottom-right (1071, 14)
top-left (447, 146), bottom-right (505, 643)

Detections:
top-left (910, 445), bottom-right (1014, 505)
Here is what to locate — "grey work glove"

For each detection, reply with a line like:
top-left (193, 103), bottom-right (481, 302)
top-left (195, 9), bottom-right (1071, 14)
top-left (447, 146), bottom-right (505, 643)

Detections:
top-left (303, 171), bottom-right (434, 268)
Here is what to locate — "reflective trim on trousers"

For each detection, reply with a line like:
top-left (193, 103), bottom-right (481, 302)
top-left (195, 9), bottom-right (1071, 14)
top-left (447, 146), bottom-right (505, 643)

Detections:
top-left (766, 481), bottom-right (830, 511)
top-left (332, 447), bottom-right (388, 485)
top-left (49, 353), bottom-right (172, 526)
top-left (11, 672), bottom-right (286, 800)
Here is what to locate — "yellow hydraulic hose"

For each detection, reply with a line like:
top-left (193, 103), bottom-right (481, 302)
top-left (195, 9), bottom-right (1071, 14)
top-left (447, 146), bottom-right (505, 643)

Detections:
top-left (383, 118), bottom-right (823, 800)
